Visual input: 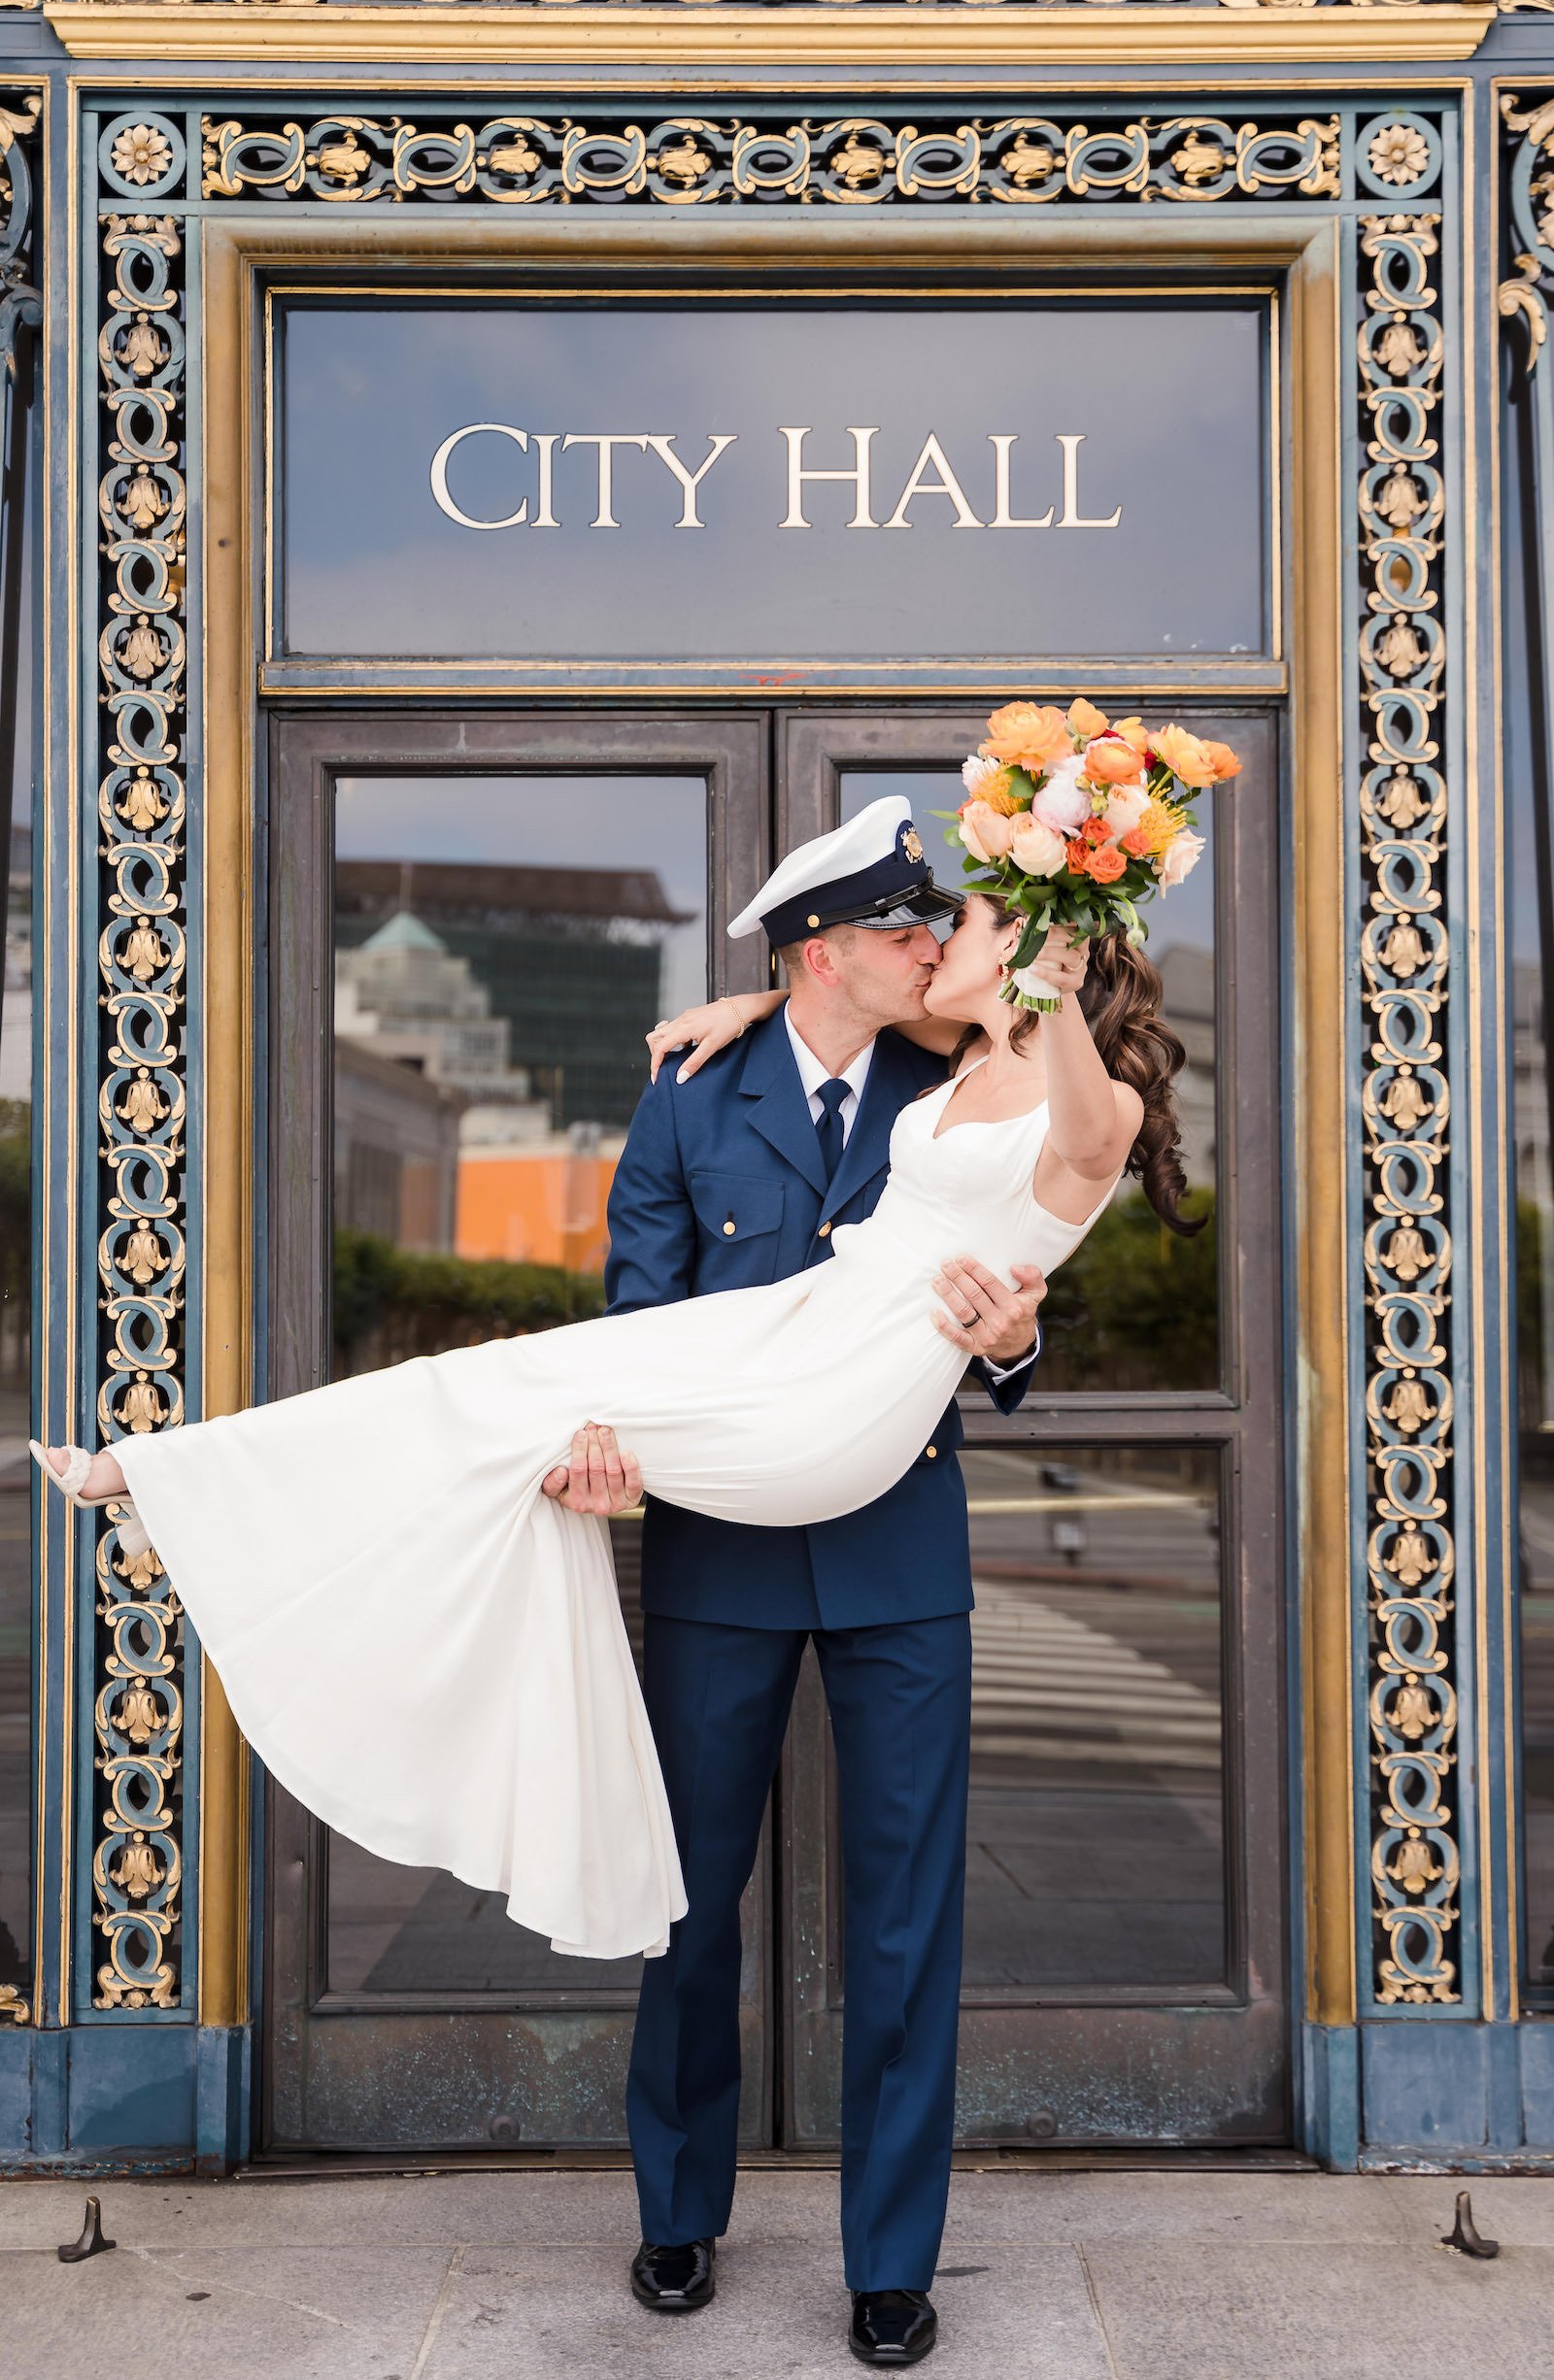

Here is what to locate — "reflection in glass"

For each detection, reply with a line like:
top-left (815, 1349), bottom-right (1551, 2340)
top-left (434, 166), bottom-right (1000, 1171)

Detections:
top-left (839, 765), bottom-right (1220, 1393)
top-left (0, 421), bottom-right (33, 2013)
top-left (960, 1445), bottom-right (1225, 1991)
top-left (323, 773), bottom-right (706, 1996)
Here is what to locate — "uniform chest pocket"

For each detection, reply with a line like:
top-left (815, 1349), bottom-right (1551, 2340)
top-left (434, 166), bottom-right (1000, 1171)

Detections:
top-left (689, 1169), bottom-right (785, 1252)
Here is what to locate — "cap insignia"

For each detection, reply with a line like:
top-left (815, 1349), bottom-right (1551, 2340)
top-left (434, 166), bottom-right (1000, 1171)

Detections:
top-left (902, 827), bottom-right (925, 864)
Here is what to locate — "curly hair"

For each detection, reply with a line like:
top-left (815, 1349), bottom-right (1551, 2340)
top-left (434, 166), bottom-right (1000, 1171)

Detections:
top-left (944, 897), bottom-right (1204, 1237)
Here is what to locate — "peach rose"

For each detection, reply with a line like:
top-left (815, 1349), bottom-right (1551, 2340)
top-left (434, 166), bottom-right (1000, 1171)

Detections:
top-left (1151, 723), bottom-right (1218, 788)
top-left (1030, 751), bottom-right (1092, 837)
top-left (960, 800), bottom-right (1016, 865)
top-left (1008, 813), bottom-right (1068, 877)
top-left (1083, 733), bottom-right (1145, 788)
top-left (1086, 842), bottom-right (1128, 885)
top-left (1109, 715), bottom-right (1153, 757)
top-left (1156, 825), bottom-right (1206, 888)
top-left (1101, 781), bottom-right (1151, 837)
top-left (961, 754), bottom-right (1023, 814)
top-left (1200, 740), bottom-right (1243, 782)
top-left (1067, 698), bottom-right (1109, 740)
top-left (979, 701), bottom-right (1071, 774)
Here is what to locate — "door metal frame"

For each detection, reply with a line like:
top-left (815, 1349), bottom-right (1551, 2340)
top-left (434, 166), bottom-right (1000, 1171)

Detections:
top-left (260, 703), bottom-right (769, 2153)
top-left (775, 703), bottom-right (1290, 2146)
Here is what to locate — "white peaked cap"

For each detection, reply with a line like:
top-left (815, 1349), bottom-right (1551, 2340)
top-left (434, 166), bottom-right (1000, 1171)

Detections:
top-left (727, 794), bottom-right (963, 943)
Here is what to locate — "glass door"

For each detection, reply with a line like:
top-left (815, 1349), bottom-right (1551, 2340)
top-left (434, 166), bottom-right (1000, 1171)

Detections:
top-left (775, 706), bottom-right (1289, 2146)
top-left (261, 707), bottom-right (768, 2153)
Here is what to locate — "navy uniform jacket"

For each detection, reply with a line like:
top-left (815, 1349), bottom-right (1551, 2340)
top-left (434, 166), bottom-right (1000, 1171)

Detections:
top-left (603, 1009), bottom-right (1037, 1630)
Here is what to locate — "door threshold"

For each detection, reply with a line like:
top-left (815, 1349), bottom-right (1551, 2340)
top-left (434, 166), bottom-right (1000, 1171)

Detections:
top-left (237, 2144), bottom-right (1316, 2181)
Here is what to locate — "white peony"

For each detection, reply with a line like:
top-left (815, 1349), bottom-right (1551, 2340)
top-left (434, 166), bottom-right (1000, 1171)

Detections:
top-left (1029, 750), bottom-right (1091, 838)
top-left (1156, 826), bottom-right (1206, 889)
top-left (1008, 813), bottom-right (1068, 878)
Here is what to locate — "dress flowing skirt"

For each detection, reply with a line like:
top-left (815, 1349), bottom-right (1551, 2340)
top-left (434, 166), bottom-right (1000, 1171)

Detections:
top-left (113, 1223), bottom-right (965, 1961)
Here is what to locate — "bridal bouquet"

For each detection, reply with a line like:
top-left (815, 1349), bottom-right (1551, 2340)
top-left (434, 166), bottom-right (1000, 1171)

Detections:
top-left (939, 699), bottom-right (1242, 1015)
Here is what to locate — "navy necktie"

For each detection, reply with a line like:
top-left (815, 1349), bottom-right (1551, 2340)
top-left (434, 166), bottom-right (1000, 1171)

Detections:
top-left (814, 1078), bottom-right (850, 1183)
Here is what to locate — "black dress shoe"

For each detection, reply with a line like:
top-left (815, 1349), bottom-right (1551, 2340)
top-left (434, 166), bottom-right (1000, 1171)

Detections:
top-left (850, 2289), bottom-right (937, 2363)
top-left (630, 2235), bottom-right (716, 2312)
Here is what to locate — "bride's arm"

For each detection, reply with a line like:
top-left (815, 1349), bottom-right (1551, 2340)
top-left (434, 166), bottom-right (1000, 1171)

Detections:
top-left (645, 989), bottom-right (786, 1083)
top-left (1030, 926), bottom-right (1142, 1185)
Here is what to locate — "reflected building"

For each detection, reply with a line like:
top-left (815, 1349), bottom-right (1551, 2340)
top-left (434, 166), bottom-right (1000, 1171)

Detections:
top-left (334, 857), bottom-right (694, 1131)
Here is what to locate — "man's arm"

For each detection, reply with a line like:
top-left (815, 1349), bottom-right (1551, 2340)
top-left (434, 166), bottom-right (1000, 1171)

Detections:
top-left (547, 1072), bottom-right (697, 1511)
top-left (931, 1258), bottom-right (1045, 1417)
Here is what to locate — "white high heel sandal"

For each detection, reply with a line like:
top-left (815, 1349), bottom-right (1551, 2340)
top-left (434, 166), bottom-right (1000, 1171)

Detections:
top-left (28, 1439), bottom-right (152, 1559)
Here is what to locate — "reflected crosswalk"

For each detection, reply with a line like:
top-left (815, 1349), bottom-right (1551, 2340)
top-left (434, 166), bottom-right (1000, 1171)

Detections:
top-left (969, 1577), bottom-right (1222, 1770)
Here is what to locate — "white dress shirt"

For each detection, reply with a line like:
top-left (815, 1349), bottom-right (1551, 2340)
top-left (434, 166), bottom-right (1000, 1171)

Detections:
top-left (782, 1006), bottom-right (1038, 1382)
top-left (784, 1005), bottom-right (874, 1145)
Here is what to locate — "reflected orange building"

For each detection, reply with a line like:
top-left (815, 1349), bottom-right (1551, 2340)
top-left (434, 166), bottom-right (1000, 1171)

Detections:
top-left (456, 1140), bottom-right (624, 1276)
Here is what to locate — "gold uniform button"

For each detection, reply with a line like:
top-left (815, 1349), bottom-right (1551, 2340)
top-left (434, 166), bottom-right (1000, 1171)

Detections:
top-left (926, 1444), bottom-right (937, 1459)
top-left (807, 914), bottom-right (821, 927)
top-left (723, 1220), bottom-right (736, 1236)
top-left (817, 1220), bottom-right (832, 1238)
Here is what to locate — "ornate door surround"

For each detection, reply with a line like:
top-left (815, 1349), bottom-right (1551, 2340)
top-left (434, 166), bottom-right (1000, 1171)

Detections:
top-left (17, 84), bottom-right (1494, 2170)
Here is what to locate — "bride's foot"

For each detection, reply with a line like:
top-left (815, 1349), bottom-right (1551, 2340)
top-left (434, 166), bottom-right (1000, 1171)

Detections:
top-left (38, 1443), bottom-right (128, 1499)
top-left (30, 1439), bottom-right (151, 1559)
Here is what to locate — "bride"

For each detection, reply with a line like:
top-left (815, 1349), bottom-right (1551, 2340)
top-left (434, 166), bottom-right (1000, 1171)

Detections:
top-left (30, 872), bottom-right (1181, 1962)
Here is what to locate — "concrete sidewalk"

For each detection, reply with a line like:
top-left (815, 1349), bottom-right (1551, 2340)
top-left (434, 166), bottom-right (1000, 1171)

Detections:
top-left (4, 2165), bottom-right (1553, 2379)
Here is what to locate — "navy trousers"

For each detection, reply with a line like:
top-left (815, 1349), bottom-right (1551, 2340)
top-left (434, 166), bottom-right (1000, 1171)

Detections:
top-left (625, 1609), bottom-right (973, 2291)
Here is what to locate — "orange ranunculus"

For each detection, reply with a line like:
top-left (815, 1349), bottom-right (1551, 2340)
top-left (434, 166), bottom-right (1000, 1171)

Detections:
top-left (1199, 739), bottom-right (1244, 782)
top-left (1151, 722), bottom-right (1218, 788)
top-left (1109, 714), bottom-right (1153, 757)
top-left (1082, 817), bottom-right (1111, 846)
top-left (1083, 733), bottom-right (1145, 788)
top-left (1087, 842), bottom-right (1128, 885)
top-left (1064, 837), bottom-right (1093, 876)
top-left (1067, 697), bottom-right (1109, 740)
top-left (980, 701), bottom-right (1072, 774)
top-left (1120, 824), bottom-right (1152, 859)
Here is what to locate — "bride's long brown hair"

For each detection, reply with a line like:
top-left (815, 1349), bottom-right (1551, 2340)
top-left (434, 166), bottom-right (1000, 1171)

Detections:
top-left (944, 894), bottom-right (1204, 1237)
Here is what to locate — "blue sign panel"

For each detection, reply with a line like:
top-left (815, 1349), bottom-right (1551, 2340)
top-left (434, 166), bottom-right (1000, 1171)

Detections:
top-left (277, 299), bottom-right (1271, 670)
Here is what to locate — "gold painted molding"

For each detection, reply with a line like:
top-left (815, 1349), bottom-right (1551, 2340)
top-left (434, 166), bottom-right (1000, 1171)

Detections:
top-left (196, 202), bottom-right (1357, 2029)
top-left (44, 0), bottom-right (1495, 65)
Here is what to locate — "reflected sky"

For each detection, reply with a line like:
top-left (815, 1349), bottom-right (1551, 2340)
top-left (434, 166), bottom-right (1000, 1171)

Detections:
top-left (282, 303), bottom-right (1268, 664)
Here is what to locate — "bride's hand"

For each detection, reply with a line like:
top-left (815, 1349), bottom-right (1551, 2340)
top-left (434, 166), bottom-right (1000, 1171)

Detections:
top-left (646, 989), bottom-right (786, 1084)
top-left (1024, 921), bottom-right (1091, 998)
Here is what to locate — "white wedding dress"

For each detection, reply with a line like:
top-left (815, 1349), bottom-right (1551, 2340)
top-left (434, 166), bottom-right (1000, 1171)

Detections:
top-left (114, 1059), bottom-right (1123, 1961)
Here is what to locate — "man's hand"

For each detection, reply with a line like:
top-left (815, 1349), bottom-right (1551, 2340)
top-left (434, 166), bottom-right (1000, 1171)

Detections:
top-left (540, 1423), bottom-right (644, 1516)
top-left (930, 1257), bottom-right (1046, 1363)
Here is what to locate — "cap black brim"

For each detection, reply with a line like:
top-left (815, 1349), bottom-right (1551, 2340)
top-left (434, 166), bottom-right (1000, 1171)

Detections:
top-left (844, 883), bottom-right (967, 930)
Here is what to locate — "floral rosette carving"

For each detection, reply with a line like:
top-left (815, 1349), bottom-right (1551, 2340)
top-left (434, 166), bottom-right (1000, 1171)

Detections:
top-left (937, 698), bottom-right (1240, 1014)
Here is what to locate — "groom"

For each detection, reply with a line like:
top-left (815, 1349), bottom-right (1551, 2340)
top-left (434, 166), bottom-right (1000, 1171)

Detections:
top-left (543, 799), bottom-right (1044, 2366)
